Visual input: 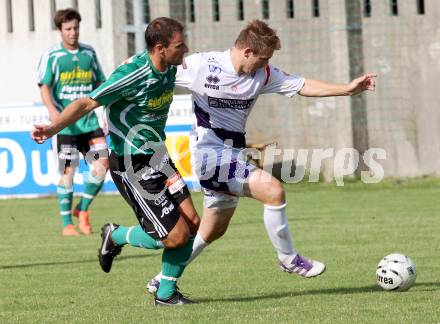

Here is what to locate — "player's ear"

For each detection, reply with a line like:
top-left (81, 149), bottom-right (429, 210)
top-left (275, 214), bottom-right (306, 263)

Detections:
top-left (155, 43), bottom-right (166, 55)
top-left (243, 48), bottom-right (253, 58)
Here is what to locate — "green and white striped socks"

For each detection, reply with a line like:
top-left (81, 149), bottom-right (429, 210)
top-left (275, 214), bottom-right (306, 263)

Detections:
top-left (76, 172), bottom-right (104, 211)
top-left (57, 184), bottom-right (73, 227)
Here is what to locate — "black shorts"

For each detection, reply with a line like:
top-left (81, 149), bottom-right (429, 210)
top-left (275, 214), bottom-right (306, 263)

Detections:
top-left (109, 151), bottom-right (190, 239)
top-left (54, 128), bottom-right (108, 172)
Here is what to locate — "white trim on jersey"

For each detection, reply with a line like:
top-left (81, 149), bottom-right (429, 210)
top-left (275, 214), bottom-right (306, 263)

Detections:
top-left (105, 102), bottom-right (141, 153)
top-left (37, 51), bottom-right (50, 83)
top-left (37, 44), bottom-right (61, 83)
top-left (91, 63), bottom-right (151, 99)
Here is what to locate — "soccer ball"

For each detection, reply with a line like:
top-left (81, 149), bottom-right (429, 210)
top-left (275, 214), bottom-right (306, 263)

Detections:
top-left (376, 253), bottom-right (416, 291)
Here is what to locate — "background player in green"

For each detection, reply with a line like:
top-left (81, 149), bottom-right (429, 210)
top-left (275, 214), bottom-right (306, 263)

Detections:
top-left (37, 8), bottom-right (108, 236)
top-left (32, 17), bottom-right (201, 306)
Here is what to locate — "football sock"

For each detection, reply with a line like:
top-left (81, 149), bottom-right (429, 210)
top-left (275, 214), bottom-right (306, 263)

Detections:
top-left (157, 235), bottom-right (195, 300)
top-left (153, 232), bottom-right (208, 280)
top-left (57, 184), bottom-right (73, 227)
top-left (111, 225), bottom-right (163, 249)
top-left (77, 172), bottom-right (104, 211)
top-left (263, 203), bottom-right (297, 263)
top-left (184, 232), bottom-right (208, 265)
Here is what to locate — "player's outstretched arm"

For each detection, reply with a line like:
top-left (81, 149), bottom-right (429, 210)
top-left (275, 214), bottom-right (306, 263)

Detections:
top-left (31, 97), bottom-right (99, 144)
top-left (298, 73), bottom-right (376, 97)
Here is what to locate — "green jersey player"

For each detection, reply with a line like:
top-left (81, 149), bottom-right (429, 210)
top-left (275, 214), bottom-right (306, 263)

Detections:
top-left (32, 17), bottom-right (200, 306)
top-left (37, 8), bottom-right (108, 236)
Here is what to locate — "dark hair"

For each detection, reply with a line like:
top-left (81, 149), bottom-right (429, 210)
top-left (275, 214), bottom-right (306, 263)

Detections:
top-left (145, 17), bottom-right (184, 51)
top-left (54, 8), bottom-right (82, 30)
top-left (235, 20), bottom-right (281, 55)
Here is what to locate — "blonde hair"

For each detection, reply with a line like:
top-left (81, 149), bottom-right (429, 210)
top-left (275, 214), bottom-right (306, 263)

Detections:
top-left (234, 20), bottom-right (281, 55)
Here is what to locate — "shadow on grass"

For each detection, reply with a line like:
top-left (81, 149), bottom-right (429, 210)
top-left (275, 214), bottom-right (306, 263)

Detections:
top-left (413, 281), bottom-right (440, 291)
top-left (0, 253), bottom-right (155, 270)
top-left (198, 282), bottom-right (440, 303)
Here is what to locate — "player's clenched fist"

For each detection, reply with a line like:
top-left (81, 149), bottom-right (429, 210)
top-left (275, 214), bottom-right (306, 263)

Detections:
top-left (31, 124), bottom-right (55, 144)
top-left (349, 73), bottom-right (377, 95)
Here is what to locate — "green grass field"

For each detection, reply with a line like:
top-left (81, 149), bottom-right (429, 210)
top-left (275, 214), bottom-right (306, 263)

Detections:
top-left (1, 179), bottom-right (440, 323)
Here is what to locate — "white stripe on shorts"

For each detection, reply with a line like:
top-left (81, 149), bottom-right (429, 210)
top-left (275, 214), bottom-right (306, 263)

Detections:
top-left (122, 174), bottom-right (168, 237)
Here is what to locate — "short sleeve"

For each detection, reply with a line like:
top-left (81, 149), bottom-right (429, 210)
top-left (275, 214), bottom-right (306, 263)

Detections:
top-left (260, 65), bottom-right (305, 97)
top-left (89, 64), bottom-right (141, 106)
top-left (92, 50), bottom-right (106, 84)
top-left (37, 50), bottom-right (54, 86)
top-left (175, 53), bottom-right (202, 90)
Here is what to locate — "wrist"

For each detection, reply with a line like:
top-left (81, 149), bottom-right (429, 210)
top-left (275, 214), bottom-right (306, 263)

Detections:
top-left (48, 123), bottom-right (60, 136)
top-left (345, 84), bottom-right (355, 96)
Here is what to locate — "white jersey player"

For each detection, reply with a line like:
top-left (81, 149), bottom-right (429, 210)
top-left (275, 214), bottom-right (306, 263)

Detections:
top-left (148, 20), bottom-right (376, 293)
top-left (176, 49), bottom-right (305, 208)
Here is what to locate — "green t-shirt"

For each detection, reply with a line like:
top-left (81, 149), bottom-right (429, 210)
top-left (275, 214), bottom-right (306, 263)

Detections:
top-left (89, 50), bottom-right (176, 156)
top-left (37, 42), bottom-right (106, 135)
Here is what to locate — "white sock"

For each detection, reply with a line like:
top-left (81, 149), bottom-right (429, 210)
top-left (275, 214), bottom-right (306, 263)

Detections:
top-left (263, 203), bottom-right (297, 263)
top-left (184, 232), bottom-right (208, 265)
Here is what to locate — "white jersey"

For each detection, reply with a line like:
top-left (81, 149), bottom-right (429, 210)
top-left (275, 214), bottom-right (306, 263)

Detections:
top-left (176, 50), bottom-right (305, 208)
top-left (175, 49), bottom-right (305, 135)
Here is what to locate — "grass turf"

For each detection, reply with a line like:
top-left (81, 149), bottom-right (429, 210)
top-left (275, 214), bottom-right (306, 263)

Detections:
top-left (1, 178), bottom-right (439, 323)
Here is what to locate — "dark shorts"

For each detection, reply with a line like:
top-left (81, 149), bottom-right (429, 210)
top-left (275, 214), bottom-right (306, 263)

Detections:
top-left (54, 128), bottom-right (108, 173)
top-left (109, 151), bottom-right (190, 239)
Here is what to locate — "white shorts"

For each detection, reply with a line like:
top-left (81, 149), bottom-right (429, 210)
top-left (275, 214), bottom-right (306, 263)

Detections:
top-left (190, 127), bottom-right (257, 209)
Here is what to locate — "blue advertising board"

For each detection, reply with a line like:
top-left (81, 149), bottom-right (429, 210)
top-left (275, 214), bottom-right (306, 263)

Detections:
top-left (0, 96), bottom-right (198, 198)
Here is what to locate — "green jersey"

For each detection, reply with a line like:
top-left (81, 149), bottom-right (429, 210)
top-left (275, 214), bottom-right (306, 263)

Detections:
top-left (89, 50), bottom-right (176, 156)
top-left (37, 42), bottom-right (106, 135)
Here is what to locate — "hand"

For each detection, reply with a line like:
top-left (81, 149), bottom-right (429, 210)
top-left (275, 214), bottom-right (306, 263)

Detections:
top-left (31, 124), bottom-right (55, 144)
top-left (348, 73), bottom-right (376, 95)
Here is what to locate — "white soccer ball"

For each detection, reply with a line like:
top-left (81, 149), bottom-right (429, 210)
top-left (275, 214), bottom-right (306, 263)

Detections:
top-left (376, 253), bottom-right (416, 291)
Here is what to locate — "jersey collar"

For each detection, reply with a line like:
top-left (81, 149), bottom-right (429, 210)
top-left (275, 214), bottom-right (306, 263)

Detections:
top-left (60, 42), bottom-right (80, 53)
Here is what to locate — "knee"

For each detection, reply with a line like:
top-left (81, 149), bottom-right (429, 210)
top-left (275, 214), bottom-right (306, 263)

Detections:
top-left (59, 174), bottom-right (74, 187)
top-left (164, 228), bottom-right (189, 248)
top-left (97, 159), bottom-right (110, 174)
top-left (101, 158), bottom-right (110, 171)
top-left (266, 182), bottom-right (285, 205)
top-left (92, 159), bottom-right (109, 181)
